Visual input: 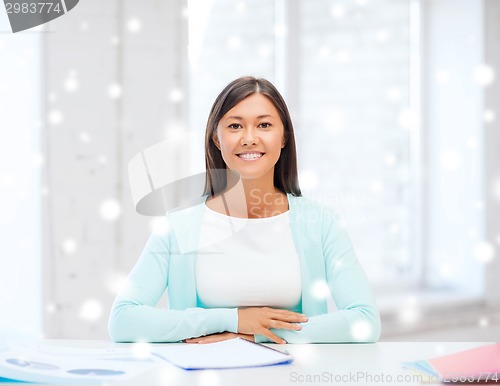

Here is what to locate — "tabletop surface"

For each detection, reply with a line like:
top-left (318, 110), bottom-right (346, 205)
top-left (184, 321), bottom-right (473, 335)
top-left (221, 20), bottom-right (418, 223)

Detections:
top-left (0, 340), bottom-right (493, 386)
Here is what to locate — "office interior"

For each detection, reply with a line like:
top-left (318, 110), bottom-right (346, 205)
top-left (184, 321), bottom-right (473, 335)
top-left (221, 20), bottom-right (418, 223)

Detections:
top-left (0, 0), bottom-right (499, 342)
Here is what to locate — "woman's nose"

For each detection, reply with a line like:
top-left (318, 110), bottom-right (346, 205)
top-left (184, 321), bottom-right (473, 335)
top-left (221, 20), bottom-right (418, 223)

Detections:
top-left (240, 127), bottom-right (258, 146)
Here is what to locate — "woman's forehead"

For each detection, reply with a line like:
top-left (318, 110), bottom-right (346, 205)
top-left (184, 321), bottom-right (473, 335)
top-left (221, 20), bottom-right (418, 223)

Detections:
top-left (223, 93), bottom-right (280, 120)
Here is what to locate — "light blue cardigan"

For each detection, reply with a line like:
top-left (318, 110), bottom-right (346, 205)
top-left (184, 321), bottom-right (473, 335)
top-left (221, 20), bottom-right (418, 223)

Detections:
top-left (108, 194), bottom-right (381, 344)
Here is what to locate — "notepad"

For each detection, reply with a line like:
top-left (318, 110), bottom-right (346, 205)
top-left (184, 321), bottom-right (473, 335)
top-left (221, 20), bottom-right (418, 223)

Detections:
top-left (403, 343), bottom-right (500, 383)
top-left (153, 338), bottom-right (293, 370)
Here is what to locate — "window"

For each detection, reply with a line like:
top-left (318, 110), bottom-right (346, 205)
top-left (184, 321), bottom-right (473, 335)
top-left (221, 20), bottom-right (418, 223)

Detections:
top-left (187, 0), bottom-right (276, 173)
top-left (188, 0), bottom-right (413, 286)
top-left (296, 0), bottom-right (412, 286)
top-left (187, 0), bottom-right (488, 303)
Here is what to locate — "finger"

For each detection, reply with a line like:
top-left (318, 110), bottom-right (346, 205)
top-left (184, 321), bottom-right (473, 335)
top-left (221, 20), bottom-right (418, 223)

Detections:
top-left (184, 336), bottom-right (205, 343)
top-left (270, 320), bottom-right (303, 331)
top-left (268, 309), bottom-right (308, 322)
top-left (184, 337), bottom-right (203, 343)
top-left (198, 336), bottom-right (224, 344)
top-left (266, 314), bottom-right (307, 326)
top-left (260, 330), bottom-right (286, 344)
top-left (189, 333), bottom-right (232, 344)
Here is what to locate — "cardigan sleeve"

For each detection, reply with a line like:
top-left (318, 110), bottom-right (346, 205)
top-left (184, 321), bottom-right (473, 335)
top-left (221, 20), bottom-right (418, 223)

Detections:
top-left (255, 207), bottom-right (381, 344)
top-left (108, 230), bottom-right (239, 343)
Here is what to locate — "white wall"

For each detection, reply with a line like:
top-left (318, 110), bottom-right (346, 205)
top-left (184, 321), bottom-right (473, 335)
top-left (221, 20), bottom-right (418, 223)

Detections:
top-left (0, 11), bottom-right (42, 339)
top-left (41, 0), bottom-right (188, 339)
top-left (483, 0), bottom-right (500, 309)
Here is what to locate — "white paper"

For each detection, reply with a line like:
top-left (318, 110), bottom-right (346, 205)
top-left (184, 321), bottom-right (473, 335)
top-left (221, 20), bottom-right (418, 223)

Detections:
top-left (153, 338), bottom-right (293, 370)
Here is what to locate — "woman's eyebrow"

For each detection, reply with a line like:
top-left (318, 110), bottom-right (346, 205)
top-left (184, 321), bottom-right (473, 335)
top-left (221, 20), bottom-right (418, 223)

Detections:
top-left (225, 114), bottom-right (274, 120)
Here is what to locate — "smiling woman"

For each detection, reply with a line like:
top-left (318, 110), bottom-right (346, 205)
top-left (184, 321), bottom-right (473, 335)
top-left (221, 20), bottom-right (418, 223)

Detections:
top-left (214, 93), bottom-right (284, 183)
top-left (108, 77), bottom-right (381, 344)
top-left (203, 78), bottom-right (298, 219)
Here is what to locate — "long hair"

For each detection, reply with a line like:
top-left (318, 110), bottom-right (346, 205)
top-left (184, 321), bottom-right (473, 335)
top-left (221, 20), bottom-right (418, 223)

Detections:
top-left (203, 76), bottom-right (301, 197)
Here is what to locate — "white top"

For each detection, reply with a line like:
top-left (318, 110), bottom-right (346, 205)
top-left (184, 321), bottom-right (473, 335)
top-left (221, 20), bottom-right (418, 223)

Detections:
top-left (195, 205), bottom-right (302, 310)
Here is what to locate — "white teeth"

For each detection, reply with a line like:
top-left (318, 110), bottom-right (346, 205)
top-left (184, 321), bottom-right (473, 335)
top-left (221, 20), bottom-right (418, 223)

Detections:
top-left (238, 153), bottom-right (263, 160)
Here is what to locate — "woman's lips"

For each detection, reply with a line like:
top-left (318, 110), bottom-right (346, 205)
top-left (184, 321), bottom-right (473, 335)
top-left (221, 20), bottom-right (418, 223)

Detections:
top-left (236, 152), bottom-right (264, 161)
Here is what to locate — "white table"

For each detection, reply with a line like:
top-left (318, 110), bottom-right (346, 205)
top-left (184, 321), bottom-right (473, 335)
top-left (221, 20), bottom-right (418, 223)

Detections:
top-left (0, 340), bottom-right (491, 385)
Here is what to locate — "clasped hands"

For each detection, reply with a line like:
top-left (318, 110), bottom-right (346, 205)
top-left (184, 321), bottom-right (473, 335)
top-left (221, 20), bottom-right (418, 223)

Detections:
top-left (184, 307), bottom-right (308, 345)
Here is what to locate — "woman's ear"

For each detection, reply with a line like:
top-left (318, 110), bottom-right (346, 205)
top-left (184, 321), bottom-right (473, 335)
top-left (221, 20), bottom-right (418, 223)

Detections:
top-left (281, 135), bottom-right (286, 148)
top-left (212, 132), bottom-right (221, 150)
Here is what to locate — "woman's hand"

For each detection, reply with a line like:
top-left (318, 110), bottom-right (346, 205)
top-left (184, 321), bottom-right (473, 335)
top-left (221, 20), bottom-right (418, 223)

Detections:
top-left (237, 307), bottom-right (308, 344)
top-left (184, 332), bottom-right (254, 344)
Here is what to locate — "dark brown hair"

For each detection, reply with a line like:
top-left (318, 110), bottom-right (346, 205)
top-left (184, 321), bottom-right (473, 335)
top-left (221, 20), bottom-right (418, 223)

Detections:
top-left (203, 76), bottom-right (301, 197)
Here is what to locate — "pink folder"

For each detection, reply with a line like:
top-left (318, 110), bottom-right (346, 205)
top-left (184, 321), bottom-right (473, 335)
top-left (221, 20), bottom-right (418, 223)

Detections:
top-left (428, 343), bottom-right (500, 382)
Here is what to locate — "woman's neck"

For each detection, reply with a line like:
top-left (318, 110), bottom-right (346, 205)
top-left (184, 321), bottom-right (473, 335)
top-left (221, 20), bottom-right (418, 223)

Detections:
top-left (207, 174), bottom-right (288, 218)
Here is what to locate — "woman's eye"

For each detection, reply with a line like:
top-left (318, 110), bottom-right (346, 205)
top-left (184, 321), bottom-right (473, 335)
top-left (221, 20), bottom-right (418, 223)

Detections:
top-left (259, 122), bottom-right (272, 128)
top-left (228, 123), bottom-right (242, 129)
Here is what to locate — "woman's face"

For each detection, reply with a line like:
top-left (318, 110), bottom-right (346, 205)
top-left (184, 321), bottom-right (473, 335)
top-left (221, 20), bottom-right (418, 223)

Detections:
top-left (213, 93), bottom-right (285, 182)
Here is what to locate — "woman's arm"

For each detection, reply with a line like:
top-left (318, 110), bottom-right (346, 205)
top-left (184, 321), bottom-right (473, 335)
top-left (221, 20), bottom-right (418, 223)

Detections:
top-left (253, 281), bottom-right (380, 344)
top-left (254, 209), bottom-right (381, 344)
top-left (108, 232), bottom-right (238, 343)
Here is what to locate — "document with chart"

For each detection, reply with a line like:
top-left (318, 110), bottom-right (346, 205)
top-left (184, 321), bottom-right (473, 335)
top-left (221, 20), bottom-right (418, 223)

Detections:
top-left (0, 342), bottom-right (164, 384)
top-left (0, 338), bottom-right (293, 383)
